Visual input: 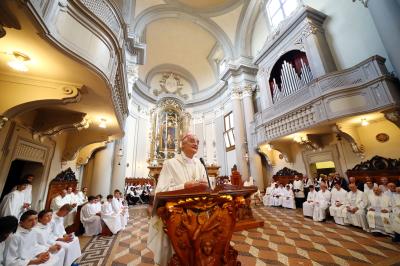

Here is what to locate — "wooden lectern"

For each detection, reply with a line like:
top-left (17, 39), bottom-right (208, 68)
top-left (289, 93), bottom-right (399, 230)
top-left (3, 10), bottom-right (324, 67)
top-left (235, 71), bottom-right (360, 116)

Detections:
top-left (154, 185), bottom-right (258, 266)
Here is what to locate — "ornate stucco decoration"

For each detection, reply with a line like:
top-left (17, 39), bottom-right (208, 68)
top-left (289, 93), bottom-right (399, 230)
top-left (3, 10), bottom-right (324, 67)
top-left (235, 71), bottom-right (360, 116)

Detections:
top-left (383, 107), bottom-right (400, 128)
top-left (333, 124), bottom-right (365, 158)
top-left (154, 72), bottom-right (188, 100)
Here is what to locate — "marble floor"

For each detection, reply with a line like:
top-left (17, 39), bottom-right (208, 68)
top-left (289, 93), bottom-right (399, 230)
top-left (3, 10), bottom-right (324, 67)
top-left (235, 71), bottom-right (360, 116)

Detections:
top-left (77, 205), bottom-right (400, 266)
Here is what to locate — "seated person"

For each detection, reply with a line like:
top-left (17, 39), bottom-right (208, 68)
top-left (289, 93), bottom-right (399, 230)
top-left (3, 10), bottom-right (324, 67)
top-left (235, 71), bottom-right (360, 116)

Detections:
top-left (94, 194), bottom-right (103, 213)
top-left (126, 187), bottom-right (140, 205)
top-left (80, 196), bottom-right (102, 236)
top-left (271, 183), bottom-right (284, 207)
top-left (303, 185), bottom-right (316, 217)
top-left (348, 176), bottom-right (364, 192)
top-left (77, 187), bottom-right (88, 204)
top-left (282, 184), bottom-right (296, 209)
top-left (329, 182), bottom-right (348, 225)
top-left (0, 179), bottom-right (30, 218)
top-left (378, 177), bottom-right (389, 193)
top-left (0, 216), bottom-right (19, 266)
top-left (391, 187), bottom-right (400, 242)
top-left (101, 195), bottom-right (122, 234)
top-left (140, 187), bottom-right (150, 204)
top-left (34, 206), bottom-right (81, 266)
top-left (367, 187), bottom-right (393, 235)
top-left (344, 184), bottom-right (368, 231)
top-left (263, 183), bottom-right (274, 207)
top-left (5, 210), bottom-right (64, 265)
top-left (50, 189), bottom-right (68, 212)
top-left (364, 179), bottom-right (377, 196)
top-left (313, 182), bottom-right (331, 222)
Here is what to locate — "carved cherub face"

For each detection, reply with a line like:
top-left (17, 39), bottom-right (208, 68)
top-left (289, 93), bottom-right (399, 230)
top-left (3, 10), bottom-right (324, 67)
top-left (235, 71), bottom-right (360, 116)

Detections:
top-left (201, 239), bottom-right (214, 256)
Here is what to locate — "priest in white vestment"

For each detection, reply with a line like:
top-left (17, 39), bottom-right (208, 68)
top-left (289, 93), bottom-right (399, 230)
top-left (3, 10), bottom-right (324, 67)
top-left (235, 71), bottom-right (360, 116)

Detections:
top-left (378, 177), bottom-right (389, 193)
top-left (101, 195), bottom-right (122, 234)
top-left (148, 133), bottom-right (207, 266)
top-left (364, 180), bottom-right (378, 196)
top-left (366, 187), bottom-right (393, 235)
top-left (0, 180), bottom-right (30, 218)
top-left (263, 183), bottom-right (275, 206)
top-left (344, 184), bottom-right (369, 231)
top-left (0, 216), bottom-right (18, 266)
top-left (293, 175), bottom-right (304, 208)
top-left (303, 185), bottom-right (316, 217)
top-left (313, 183), bottom-right (331, 222)
top-left (34, 207), bottom-right (81, 266)
top-left (329, 182), bottom-right (348, 225)
top-left (390, 187), bottom-right (400, 242)
top-left (63, 187), bottom-right (78, 227)
top-left (271, 183), bottom-right (284, 207)
top-left (5, 210), bottom-right (64, 266)
top-left (80, 196), bottom-right (102, 236)
top-left (282, 185), bottom-right (296, 209)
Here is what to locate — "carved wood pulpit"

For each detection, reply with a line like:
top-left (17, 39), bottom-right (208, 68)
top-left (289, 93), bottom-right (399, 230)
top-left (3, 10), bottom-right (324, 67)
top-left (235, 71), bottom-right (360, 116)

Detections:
top-left (154, 185), bottom-right (258, 266)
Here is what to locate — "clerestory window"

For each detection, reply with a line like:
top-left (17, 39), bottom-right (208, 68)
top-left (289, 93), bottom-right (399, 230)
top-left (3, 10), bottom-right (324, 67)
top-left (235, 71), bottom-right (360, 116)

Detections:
top-left (266, 0), bottom-right (299, 28)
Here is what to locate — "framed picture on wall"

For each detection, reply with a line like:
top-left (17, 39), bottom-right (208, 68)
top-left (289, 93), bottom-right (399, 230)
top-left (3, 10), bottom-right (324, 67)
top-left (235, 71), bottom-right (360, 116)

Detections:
top-left (376, 133), bottom-right (389, 143)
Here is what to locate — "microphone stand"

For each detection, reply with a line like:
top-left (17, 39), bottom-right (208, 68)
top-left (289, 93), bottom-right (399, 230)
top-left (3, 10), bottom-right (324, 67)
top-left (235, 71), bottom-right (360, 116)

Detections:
top-left (199, 158), bottom-right (211, 189)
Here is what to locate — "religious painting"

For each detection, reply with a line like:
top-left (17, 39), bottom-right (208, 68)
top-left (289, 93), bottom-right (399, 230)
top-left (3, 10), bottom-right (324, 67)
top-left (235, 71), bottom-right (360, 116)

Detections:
top-left (160, 125), bottom-right (176, 150)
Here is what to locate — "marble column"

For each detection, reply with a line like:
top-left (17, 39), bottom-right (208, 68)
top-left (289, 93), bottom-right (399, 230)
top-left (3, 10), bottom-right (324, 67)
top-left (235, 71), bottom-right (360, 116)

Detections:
top-left (90, 141), bottom-right (115, 196)
top-left (111, 138), bottom-right (127, 193)
top-left (231, 88), bottom-right (250, 180)
top-left (242, 86), bottom-right (264, 189)
top-left (368, 0), bottom-right (400, 76)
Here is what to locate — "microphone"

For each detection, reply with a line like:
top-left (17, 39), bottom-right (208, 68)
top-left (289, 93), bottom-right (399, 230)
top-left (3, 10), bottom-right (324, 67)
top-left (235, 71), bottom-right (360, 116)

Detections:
top-left (199, 158), bottom-right (211, 189)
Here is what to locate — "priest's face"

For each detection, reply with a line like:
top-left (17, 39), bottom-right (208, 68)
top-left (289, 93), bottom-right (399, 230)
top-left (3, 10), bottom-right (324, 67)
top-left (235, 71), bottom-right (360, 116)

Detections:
top-left (349, 184), bottom-right (357, 192)
top-left (21, 214), bottom-right (37, 230)
top-left (388, 183), bottom-right (396, 192)
top-left (181, 135), bottom-right (199, 158)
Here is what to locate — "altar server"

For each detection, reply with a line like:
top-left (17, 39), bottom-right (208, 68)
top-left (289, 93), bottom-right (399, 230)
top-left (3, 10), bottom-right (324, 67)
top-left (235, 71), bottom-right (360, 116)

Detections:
top-left (5, 210), bottom-right (64, 265)
top-left (111, 190), bottom-right (129, 229)
top-left (282, 184), bottom-right (296, 209)
top-left (77, 187), bottom-right (88, 204)
top-left (313, 182), bottom-right (331, 222)
top-left (50, 189), bottom-right (68, 211)
top-left (329, 182), bottom-right (348, 225)
top-left (303, 185), bottom-right (316, 217)
top-left (148, 133), bottom-right (207, 266)
top-left (101, 195), bottom-right (122, 234)
top-left (0, 179), bottom-right (30, 218)
top-left (34, 206), bottom-right (81, 266)
top-left (80, 196), bottom-right (102, 236)
top-left (0, 216), bottom-right (18, 266)
top-left (367, 187), bottom-right (393, 235)
top-left (344, 183), bottom-right (369, 231)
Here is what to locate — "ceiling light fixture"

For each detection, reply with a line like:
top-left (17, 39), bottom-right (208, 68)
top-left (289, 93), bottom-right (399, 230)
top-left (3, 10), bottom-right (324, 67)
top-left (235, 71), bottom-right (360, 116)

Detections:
top-left (7, 51), bottom-right (30, 72)
top-left (98, 118), bottom-right (107, 128)
top-left (361, 118), bottom-right (369, 126)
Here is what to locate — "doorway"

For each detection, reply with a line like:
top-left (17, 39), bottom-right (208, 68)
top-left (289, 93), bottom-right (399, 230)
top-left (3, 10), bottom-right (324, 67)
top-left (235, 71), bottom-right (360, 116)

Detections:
top-left (0, 159), bottom-right (44, 208)
top-left (310, 161), bottom-right (336, 177)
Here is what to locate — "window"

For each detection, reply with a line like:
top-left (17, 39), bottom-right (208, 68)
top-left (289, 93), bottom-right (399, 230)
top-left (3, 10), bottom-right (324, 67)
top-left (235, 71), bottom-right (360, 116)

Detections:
top-left (266, 0), bottom-right (299, 28)
top-left (223, 112), bottom-right (235, 151)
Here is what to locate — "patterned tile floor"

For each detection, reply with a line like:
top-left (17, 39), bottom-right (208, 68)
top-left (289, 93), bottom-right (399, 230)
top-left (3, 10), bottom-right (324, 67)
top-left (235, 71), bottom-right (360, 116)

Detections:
top-left (78, 205), bottom-right (400, 266)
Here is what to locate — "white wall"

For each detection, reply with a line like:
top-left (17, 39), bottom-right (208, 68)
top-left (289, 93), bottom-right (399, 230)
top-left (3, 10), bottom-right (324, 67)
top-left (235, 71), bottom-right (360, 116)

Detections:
top-left (304, 0), bottom-right (394, 73)
top-left (251, 10), bottom-right (269, 57)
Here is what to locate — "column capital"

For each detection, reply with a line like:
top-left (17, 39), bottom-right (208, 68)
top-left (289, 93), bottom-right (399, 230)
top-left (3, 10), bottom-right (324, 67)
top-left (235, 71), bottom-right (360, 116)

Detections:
top-left (231, 87), bottom-right (242, 100)
top-left (242, 84), bottom-right (255, 98)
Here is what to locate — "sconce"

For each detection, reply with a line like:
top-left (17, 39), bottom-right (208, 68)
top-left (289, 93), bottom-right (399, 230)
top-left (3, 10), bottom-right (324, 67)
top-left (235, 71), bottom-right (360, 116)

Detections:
top-left (360, 118), bottom-right (369, 126)
top-left (6, 51), bottom-right (30, 72)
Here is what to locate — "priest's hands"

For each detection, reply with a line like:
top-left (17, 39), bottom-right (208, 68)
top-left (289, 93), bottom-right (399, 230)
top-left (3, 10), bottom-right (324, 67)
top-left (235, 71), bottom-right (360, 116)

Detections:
top-left (30, 252), bottom-right (50, 264)
top-left (184, 180), bottom-right (208, 189)
top-left (23, 203), bottom-right (30, 209)
top-left (62, 234), bottom-right (74, 243)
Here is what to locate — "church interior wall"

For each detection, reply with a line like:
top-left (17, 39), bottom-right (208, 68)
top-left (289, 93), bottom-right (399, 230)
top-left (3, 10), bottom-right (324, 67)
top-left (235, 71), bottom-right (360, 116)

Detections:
top-left (303, 0), bottom-right (394, 73)
top-left (250, 8), bottom-right (269, 57)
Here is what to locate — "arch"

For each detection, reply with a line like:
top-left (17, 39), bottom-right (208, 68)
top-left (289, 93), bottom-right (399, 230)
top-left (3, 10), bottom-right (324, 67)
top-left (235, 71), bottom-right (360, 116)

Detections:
top-left (145, 64), bottom-right (199, 93)
top-left (131, 5), bottom-right (235, 59)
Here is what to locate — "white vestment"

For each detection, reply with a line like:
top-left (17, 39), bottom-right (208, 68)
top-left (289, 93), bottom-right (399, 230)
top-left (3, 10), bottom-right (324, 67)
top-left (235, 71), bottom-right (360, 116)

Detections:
top-left (390, 193), bottom-right (400, 234)
top-left (366, 193), bottom-right (393, 235)
top-left (5, 226), bottom-right (63, 266)
top-left (101, 201), bottom-right (122, 234)
top-left (80, 203), bottom-right (102, 236)
top-left (303, 190), bottom-right (317, 217)
top-left (0, 240), bottom-right (5, 266)
top-left (0, 190), bottom-right (26, 218)
top-left (34, 218), bottom-right (81, 266)
top-left (63, 193), bottom-right (78, 227)
top-left (12, 184), bottom-right (32, 205)
top-left (263, 186), bottom-right (273, 206)
top-left (363, 183), bottom-right (377, 194)
top-left (77, 192), bottom-right (88, 205)
top-left (313, 190), bottom-right (331, 221)
top-left (111, 198), bottom-right (128, 229)
top-left (270, 187), bottom-right (284, 206)
top-left (293, 180), bottom-right (304, 198)
top-left (282, 189), bottom-right (296, 209)
top-left (329, 188), bottom-right (348, 225)
top-left (148, 153), bottom-right (206, 266)
top-left (343, 190), bottom-right (368, 231)
top-left (50, 195), bottom-right (68, 211)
